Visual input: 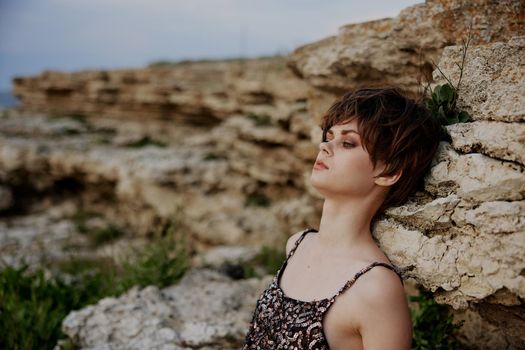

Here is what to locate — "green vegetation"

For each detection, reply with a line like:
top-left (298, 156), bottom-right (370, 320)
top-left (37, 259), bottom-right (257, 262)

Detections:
top-left (244, 191), bottom-right (271, 207)
top-left (71, 210), bottom-right (124, 247)
top-left (117, 230), bottom-right (189, 289)
top-left (247, 113), bottom-right (273, 126)
top-left (423, 83), bottom-right (471, 126)
top-left (420, 24), bottom-right (473, 134)
top-left (0, 220), bottom-right (189, 350)
top-left (250, 245), bottom-right (286, 275)
top-left (202, 152), bottom-right (227, 161)
top-left (216, 243), bottom-right (286, 280)
top-left (62, 127), bottom-right (82, 135)
top-left (95, 135), bottom-right (112, 145)
top-left (0, 263), bottom-right (84, 350)
top-left (122, 136), bottom-right (167, 148)
top-left (410, 290), bottom-right (467, 349)
top-left (89, 224), bottom-right (124, 246)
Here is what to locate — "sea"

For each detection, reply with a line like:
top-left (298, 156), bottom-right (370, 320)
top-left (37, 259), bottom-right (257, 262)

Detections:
top-left (0, 91), bottom-right (20, 108)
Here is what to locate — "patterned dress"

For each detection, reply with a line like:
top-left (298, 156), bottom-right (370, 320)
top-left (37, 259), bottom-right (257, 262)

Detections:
top-left (242, 228), bottom-right (404, 349)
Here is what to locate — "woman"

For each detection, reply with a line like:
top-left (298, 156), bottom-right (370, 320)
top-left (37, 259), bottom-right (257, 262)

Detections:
top-left (242, 87), bottom-right (443, 349)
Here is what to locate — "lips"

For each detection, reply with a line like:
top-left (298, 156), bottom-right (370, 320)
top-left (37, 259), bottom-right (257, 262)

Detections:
top-left (314, 160), bottom-right (329, 169)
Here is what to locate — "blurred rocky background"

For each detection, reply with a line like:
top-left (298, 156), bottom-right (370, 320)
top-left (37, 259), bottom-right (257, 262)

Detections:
top-left (0, 0), bottom-right (524, 349)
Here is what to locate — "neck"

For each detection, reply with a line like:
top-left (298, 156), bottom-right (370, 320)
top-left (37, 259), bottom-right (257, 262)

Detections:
top-left (316, 195), bottom-right (381, 254)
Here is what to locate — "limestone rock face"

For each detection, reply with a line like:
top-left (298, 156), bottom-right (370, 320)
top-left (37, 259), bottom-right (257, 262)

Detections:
top-left (372, 36), bottom-right (525, 348)
top-left (12, 57), bottom-right (313, 127)
top-left (0, 109), bottom-right (318, 249)
top-left (287, 0), bottom-right (524, 95)
top-left (433, 35), bottom-right (525, 123)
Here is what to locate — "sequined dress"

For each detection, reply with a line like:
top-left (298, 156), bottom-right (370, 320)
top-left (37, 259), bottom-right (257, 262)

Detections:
top-left (242, 228), bottom-right (403, 349)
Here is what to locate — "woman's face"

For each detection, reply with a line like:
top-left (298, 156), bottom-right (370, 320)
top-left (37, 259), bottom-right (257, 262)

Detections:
top-left (310, 118), bottom-right (387, 199)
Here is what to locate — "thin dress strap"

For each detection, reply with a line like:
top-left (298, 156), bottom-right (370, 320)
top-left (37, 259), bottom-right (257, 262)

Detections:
top-left (284, 228), bottom-right (316, 262)
top-left (329, 261), bottom-right (404, 303)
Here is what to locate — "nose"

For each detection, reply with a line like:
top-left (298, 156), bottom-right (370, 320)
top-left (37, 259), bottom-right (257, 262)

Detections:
top-left (318, 140), bottom-right (333, 155)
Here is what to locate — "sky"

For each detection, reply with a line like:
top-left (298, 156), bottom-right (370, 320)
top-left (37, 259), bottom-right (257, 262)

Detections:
top-left (0, 0), bottom-right (422, 91)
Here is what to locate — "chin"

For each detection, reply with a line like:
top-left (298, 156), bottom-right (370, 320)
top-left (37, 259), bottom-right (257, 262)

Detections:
top-left (309, 176), bottom-right (329, 194)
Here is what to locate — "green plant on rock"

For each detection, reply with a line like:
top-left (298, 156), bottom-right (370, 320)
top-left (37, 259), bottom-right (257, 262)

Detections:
top-left (419, 22), bottom-right (473, 131)
top-left (410, 290), bottom-right (467, 350)
top-left (423, 83), bottom-right (471, 126)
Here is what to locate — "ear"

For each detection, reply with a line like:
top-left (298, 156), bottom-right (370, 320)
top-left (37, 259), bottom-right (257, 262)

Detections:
top-left (373, 161), bottom-right (402, 187)
top-left (374, 169), bottom-right (402, 187)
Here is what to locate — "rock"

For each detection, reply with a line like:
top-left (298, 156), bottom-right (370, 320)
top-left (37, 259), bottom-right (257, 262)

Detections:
top-left (446, 120), bottom-right (525, 165)
top-left (191, 245), bottom-right (260, 268)
top-left (12, 57), bottom-right (313, 128)
top-left (60, 268), bottom-right (273, 350)
top-left (287, 0), bottom-right (525, 95)
top-left (433, 35), bottom-right (525, 123)
top-left (425, 143), bottom-right (525, 202)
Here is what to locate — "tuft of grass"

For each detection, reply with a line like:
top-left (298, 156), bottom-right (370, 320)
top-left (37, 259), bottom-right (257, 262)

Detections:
top-left (56, 256), bottom-right (117, 276)
top-left (0, 219), bottom-right (189, 350)
top-left (0, 260), bottom-right (113, 350)
top-left (89, 224), bottom-right (124, 247)
top-left (410, 290), bottom-right (467, 349)
top-left (118, 231), bottom-right (189, 290)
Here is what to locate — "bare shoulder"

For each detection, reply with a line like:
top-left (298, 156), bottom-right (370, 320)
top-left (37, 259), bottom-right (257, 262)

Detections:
top-left (354, 263), bottom-right (406, 298)
top-left (348, 265), bottom-right (412, 349)
top-left (285, 229), bottom-right (307, 255)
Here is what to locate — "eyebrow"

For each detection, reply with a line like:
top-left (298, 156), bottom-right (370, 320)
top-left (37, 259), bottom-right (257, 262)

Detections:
top-left (326, 129), bottom-right (360, 136)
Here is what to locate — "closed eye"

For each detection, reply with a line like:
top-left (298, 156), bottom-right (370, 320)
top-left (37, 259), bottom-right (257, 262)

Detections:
top-left (321, 139), bottom-right (355, 148)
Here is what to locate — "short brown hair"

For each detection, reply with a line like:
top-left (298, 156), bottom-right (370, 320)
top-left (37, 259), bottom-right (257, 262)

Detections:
top-left (319, 86), bottom-right (443, 222)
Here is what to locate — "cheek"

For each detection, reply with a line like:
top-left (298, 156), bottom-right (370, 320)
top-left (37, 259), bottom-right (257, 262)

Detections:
top-left (338, 151), bottom-right (373, 172)
top-left (336, 152), bottom-right (376, 182)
